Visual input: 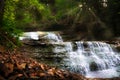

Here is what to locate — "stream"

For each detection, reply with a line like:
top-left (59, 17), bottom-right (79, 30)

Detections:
top-left (20, 31), bottom-right (120, 78)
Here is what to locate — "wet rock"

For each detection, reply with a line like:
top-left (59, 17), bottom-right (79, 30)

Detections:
top-left (116, 46), bottom-right (120, 52)
top-left (90, 62), bottom-right (98, 71)
top-left (83, 42), bottom-right (88, 48)
top-left (73, 42), bottom-right (78, 51)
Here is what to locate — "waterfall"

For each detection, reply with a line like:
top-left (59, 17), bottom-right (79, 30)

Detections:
top-left (43, 32), bottom-right (63, 42)
top-left (46, 33), bottom-right (120, 78)
top-left (19, 31), bottom-right (63, 42)
top-left (53, 41), bottom-right (120, 76)
top-left (20, 32), bottom-right (120, 78)
top-left (19, 32), bottom-right (40, 40)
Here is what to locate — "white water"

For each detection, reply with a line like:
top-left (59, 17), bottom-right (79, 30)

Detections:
top-left (19, 31), bottom-right (63, 42)
top-left (43, 32), bottom-right (63, 42)
top-left (46, 32), bottom-right (120, 78)
top-left (19, 32), bottom-right (39, 40)
top-left (20, 32), bottom-right (120, 78)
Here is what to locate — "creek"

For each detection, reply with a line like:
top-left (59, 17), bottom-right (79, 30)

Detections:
top-left (20, 31), bottom-right (120, 78)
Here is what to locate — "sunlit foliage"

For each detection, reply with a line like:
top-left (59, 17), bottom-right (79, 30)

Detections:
top-left (0, 0), bottom-right (120, 49)
top-left (0, 0), bottom-right (21, 49)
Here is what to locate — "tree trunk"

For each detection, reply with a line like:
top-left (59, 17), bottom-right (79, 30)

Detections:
top-left (0, 0), bottom-right (5, 27)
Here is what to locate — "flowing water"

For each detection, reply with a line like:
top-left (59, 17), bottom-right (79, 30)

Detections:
top-left (20, 31), bottom-right (120, 78)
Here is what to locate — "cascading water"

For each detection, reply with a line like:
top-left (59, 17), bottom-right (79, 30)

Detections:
top-left (43, 32), bottom-right (63, 42)
top-left (19, 32), bottom-right (40, 40)
top-left (20, 32), bottom-right (120, 78)
top-left (47, 33), bottom-right (120, 78)
top-left (19, 31), bottom-right (63, 42)
top-left (53, 41), bottom-right (120, 77)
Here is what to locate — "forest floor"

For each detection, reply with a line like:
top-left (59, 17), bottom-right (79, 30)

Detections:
top-left (0, 46), bottom-right (120, 80)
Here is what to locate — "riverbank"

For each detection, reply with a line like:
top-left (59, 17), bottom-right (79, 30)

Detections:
top-left (0, 46), bottom-right (120, 80)
top-left (0, 49), bottom-right (85, 80)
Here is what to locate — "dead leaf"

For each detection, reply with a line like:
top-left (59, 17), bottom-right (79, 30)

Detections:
top-left (47, 68), bottom-right (56, 76)
top-left (39, 73), bottom-right (47, 77)
top-left (16, 63), bottom-right (26, 70)
top-left (0, 62), bottom-right (14, 77)
top-left (29, 73), bottom-right (37, 78)
top-left (17, 74), bottom-right (23, 77)
top-left (48, 68), bottom-right (56, 72)
top-left (47, 71), bottom-right (54, 76)
top-left (4, 63), bottom-right (14, 76)
top-left (40, 64), bottom-right (46, 71)
top-left (8, 74), bottom-right (23, 80)
top-left (55, 71), bottom-right (65, 79)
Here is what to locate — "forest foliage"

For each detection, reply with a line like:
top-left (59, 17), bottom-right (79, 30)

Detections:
top-left (0, 0), bottom-right (120, 48)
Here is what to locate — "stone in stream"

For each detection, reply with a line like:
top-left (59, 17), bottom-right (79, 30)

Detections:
top-left (90, 62), bottom-right (99, 71)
